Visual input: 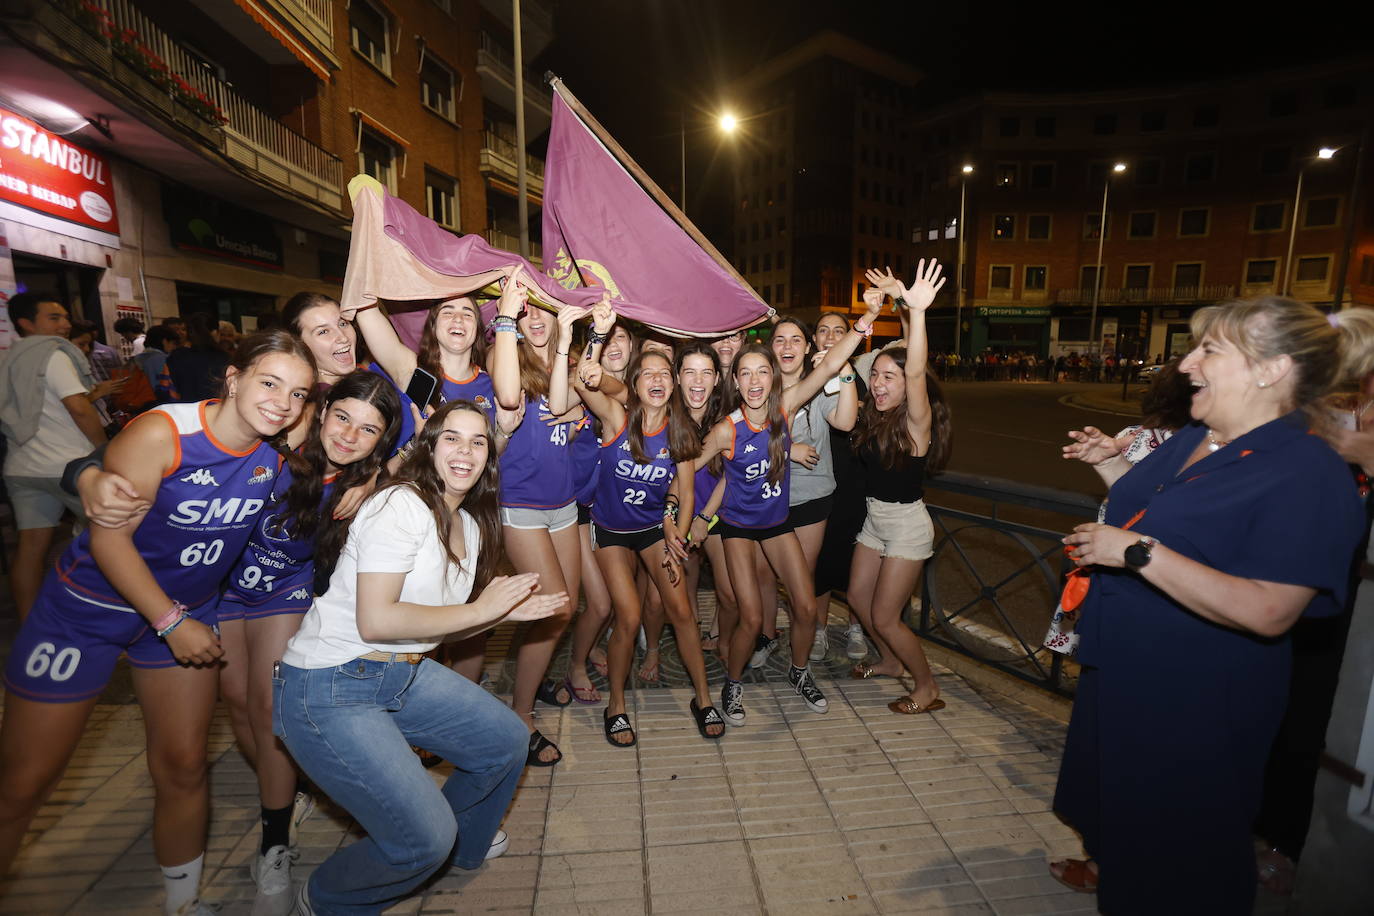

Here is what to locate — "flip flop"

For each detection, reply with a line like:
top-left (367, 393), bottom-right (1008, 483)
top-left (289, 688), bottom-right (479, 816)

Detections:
top-left (536, 677), bottom-right (573, 708)
top-left (588, 655), bottom-right (609, 679)
top-left (603, 710), bottom-right (637, 748)
top-left (1048, 858), bottom-right (1098, 893)
top-left (887, 696), bottom-right (946, 715)
top-left (638, 649), bottom-right (661, 683)
top-left (565, 675), bottom-right (600, 705)
top-left (526, 729), bottom-right (562, 767)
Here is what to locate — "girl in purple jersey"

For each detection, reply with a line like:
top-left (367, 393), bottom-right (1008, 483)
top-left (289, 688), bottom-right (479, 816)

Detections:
top-left (216, 371), bottom-right (400, 912)
top-left (559, 325), bottom-right (724, 745)
top-left (0, 331), bottom-right (316, 916)
top-left (694, 292), bottom-right (882, 727)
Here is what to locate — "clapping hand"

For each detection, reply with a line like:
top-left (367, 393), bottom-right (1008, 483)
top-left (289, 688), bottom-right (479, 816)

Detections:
top-left (1062, 426), bottom-right (1122, 467)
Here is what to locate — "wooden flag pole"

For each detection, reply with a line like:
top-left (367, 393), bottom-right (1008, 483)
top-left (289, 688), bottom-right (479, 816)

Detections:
top-left (546, 73), bottom-right (772, 321)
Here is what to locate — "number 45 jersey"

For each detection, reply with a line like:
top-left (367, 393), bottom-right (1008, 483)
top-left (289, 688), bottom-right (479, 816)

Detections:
top-left (55, 401), bottom-right (282, 614)
top-left (216, 466), bottom-right (332, 620)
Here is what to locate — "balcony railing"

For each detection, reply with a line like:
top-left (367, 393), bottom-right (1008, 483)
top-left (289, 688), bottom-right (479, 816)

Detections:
top-left (1054, 284), bottom-right (1237, 305)
top-left (476, 31), bottom-right (552, 113)
top-left (479, 131), bottom-right (544, 198)
top-left (262, 0), bottom-right (333, 55)
top-left (48, 0), bottom-right (342, 212)
top-left (484, 228), bottom-right (541, 265)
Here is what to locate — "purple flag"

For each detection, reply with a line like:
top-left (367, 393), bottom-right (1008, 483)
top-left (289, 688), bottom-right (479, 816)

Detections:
top-left (542, 90), bottom-right (771, 337)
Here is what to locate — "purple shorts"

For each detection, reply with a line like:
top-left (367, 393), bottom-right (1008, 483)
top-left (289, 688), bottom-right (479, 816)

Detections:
top-left (3, 582), bottom-right (219, 703)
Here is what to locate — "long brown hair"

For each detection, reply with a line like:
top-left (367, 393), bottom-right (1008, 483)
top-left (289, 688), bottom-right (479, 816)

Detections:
top-left (624, 351), bottom-right (700, 464)
top-left (674, 343), bottom-right (725, 477)
top-left (513, 305), bottom-right (564, 401)
top-left (852, 347), bottom-right (952, 472)
top-left (733, 344), bottom-right (788, 486)
top-left (275, 372), bottom-right (401, 584)
top-left (223, 329), bottom-right (317, 467)
top-left (377, 400), bottom-right (502, 592)
top-left (417, 297), bottom-right (486, 405)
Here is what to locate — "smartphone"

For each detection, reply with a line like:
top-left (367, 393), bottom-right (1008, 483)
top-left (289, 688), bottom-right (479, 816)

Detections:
top-left (404, 367), bottom-right (438, 408)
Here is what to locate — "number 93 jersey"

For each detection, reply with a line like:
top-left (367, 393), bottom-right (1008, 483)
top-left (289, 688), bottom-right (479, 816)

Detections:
top-left (56, 401), bottom-right (283, 614)
top-left (590, 416), bottom-right (676, 533)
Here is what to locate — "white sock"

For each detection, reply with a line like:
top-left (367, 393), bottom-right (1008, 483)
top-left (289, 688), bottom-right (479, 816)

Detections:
top-left (162, 853), bottom-right (204, 915)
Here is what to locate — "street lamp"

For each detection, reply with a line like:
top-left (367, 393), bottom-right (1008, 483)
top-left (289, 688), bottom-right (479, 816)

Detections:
top-left (955, 163), bottom-right (973, 358)
top-left (1283, 147), bottom-right (1339, 296)
top-left (680, 110), bottom-right (738, 214)
top-left (719, 113), bottom-right (738, 133)
top-left (1088, 162), bottom-right (1127, 374)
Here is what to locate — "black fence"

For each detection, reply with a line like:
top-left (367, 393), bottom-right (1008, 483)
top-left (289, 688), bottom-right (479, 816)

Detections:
top-left (917, 471), bottom-right (1100, 697)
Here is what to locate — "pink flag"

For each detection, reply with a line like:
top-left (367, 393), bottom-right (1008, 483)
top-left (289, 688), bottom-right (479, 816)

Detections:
top-left (542, 88), bottom-right (771, 337)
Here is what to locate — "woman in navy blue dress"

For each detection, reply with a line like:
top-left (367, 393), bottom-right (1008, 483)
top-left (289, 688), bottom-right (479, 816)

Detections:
top-left (1051, 297), bottom-right (1370, 913)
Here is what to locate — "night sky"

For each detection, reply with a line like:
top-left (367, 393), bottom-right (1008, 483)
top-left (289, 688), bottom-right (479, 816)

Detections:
top-left (539, 1), bottom-right (1367, 246)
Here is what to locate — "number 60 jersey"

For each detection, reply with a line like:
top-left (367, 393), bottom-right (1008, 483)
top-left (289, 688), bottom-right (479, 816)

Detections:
top-left (56, 401), bottom-right (283, 614)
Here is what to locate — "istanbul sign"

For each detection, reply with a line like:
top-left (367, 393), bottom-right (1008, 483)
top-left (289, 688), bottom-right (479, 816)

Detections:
top-left (0, 106), bottom-right (120, 237)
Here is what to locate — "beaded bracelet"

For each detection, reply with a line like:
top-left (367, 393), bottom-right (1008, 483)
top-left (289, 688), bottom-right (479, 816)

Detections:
top-left (587, 328), bottom-right (608, 346)
top-left (855, 321), bottom-right (874, 338)
top-left (154, 601), bottom-right (190, 638)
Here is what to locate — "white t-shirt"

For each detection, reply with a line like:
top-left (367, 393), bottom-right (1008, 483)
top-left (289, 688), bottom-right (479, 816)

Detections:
top-left (3, 350), bottom-right (95, 478)
top-left (282, 486), bottom-right (479, 669)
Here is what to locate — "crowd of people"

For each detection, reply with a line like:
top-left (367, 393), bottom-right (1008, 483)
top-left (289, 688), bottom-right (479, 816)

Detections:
top-left (929, 348), bottom-right (1163, 384)
top-left (0, 263), bottom-right (1370, 915)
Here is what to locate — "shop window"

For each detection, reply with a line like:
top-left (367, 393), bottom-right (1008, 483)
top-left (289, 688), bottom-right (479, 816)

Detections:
top-left (359, 129), bottom-right (398, 193)
top-left (1179, 208), bottom-right (1209, 237)
top-left (1304, 197), bottom-right (1339, 227)
top-left (425, 169), bottom-right (458, 230)
top-left (420, 55), bottom-right (456, 120)
top-left (1024, 266), bottom-right (1047, 290)
top-left (350, 0), bottom-right (390, 73)
top-left (1251, 202), bottom-right (1285, 232)
top-left (1245, 259), bottom-right (1277, 284)
top-left (1296, 256), bottom-right (1329, 283)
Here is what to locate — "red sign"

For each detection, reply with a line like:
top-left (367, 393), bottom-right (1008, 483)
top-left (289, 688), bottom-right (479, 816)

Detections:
top-left (0, 106), bottom-right (120, 236)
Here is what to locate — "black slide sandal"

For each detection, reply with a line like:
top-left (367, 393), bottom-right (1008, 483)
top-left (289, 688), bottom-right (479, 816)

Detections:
top-left (526, 729), bottom-right (562, 767)
top-left (603, 710), bottom-right (637, 748)
top-left (690, 698), bottom-right (725, 740)
top-left (536, 678), bottom-right (573, 707)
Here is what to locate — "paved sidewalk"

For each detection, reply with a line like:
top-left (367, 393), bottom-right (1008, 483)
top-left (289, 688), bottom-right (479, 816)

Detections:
top-left (0, 623), bottom-right (1100, 915)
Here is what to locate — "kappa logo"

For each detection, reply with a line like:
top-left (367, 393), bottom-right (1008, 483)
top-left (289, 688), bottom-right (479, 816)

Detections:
top-left (287, 587), bottom-right (310, 601)
top-left (247, 465), bottom-right (274, 485)
top-left (620, 440), bottom-right (631, 451)
top-left (743, 444), bottom-right (758, 453)
top-left (179, 468), bottom-right (219, 486)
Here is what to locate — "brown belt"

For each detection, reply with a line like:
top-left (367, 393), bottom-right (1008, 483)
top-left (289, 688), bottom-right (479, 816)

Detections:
top-left (357, 650), bottom-right (425, 665)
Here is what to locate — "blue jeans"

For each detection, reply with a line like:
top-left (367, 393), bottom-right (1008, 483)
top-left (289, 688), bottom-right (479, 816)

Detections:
top-left (274, 657), bottom-right (526, 915)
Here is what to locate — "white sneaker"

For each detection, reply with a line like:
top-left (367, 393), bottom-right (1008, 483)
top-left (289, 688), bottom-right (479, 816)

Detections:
top-left (250, 845), bottom-right (293, 916)
top-left (809, 625), bottom-right (828, 661)
top-left (485, 829), bottom-right (510, 860)
top-left (748, 633), bottom-right (780, 669)
top-left (288, 791), bottom-right (315, 850)
top-left (845, 623), bottom-right (868, 660)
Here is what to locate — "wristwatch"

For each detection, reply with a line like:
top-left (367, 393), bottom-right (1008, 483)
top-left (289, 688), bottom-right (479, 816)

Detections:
top-left (1124, 536), bottom-right (1159, 570)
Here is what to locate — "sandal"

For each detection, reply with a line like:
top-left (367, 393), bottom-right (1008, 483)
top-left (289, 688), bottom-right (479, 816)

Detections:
top-left (588, 649), bottom-right (609, 679)
top-left (700, 631), bottom-right (720, 651)
top-left (887, 696), bottom-right (946, 715)
top-left (536, 677), bottom-right (573, 708)
top-left (603, 710), bottom-right (637, 748)
top-left (526, 729), bottom-right (562, 767)
top-left (690, 698), bottom-right (725, 740)
top-left (565, 675), bottom-right (600, 705)
top-left (638, 649), bottom-right (661, 683)
top-left (850, 663), bottom-right (901, 680)
top-left (1048, 858), bottom-right (1097, 894)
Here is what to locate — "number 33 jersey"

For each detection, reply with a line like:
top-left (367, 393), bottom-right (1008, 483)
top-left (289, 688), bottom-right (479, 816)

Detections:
top-left (56, 401), bottom-right (282, 613)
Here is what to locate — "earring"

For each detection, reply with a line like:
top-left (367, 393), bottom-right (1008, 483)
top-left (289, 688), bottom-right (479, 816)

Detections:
top-left (1257, 381), bottom-right (1268, 389)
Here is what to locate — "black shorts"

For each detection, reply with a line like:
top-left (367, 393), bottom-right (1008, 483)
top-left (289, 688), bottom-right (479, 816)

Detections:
top-left (577, 502), bottom-right (592, 526)
top-left (592, 523), bottom-right (664, 553)
top-left (787, 494), bottom-right (834, 529)
top-left (716, 517), bottom-right (794, 542)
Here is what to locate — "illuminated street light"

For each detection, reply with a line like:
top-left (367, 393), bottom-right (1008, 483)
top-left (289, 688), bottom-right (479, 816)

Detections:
top-left (1089, 162), bottom-right (1127, 369)
top-left (1112, 162), bottom-right (1127, 173)
top-left (1284, 147), bottom-right (1339, 294)
top-left (719, 113), bottom-right (738, 133)
top-left (961, 163), bottom-right (973, 174)
top-left (1318, 147), bottom-right (1337, 159)
top-left (955, 164), bottom-right (973, 356)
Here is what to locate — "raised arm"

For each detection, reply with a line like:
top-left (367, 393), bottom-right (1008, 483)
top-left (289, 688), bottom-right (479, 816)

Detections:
top-left (549, 305), bottom-right (591, 416)
top-left (488, 267), bottom-right (531, 410)
top-left (347, 300), bottom-right (418, 385)
top-left (868, 260), bottom-right (945, 440)
top-left (572, 360), bottom-right (627, 433)
top-left (783, 287), bottom-right (883, 413)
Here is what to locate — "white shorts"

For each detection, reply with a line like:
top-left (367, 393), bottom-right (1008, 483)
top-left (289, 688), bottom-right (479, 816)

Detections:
top-left (855, 497), bottom-right (935, 562)
top-left (500, 501), bottom-right (579, 532)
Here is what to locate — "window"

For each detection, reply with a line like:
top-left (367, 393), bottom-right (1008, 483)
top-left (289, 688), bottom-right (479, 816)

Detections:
top-left (1081, 265), bottom-right (1101, 291)
top-left (858, 215), bottom-right (867, 234)
top-left (1251, 202), bottom-right (1285, 232)
top-left (350, 0), bottom-right (390, 73)
top-left (751, 223), bottom-right (759, 242)
top-left (990, 265), bottom-right (1012, 289)
top-left (1133, 158), bottom-right (1162, 186)
top-left (1296, 257), bottom-right (1329, 283)
top-left (1027, 214), bottom-right (1051, 240)
top-left (778, 182), bottom-right (786, 203)
top-left (750, 255), bottom-right (759, 273)
top-left (1174, 263), bottom-right (1202, 289)
top-left (1128, 212), bottom-right (1157, 239)
top-left (993, 214), bottom-right (1015, 240)
top-left (1324, 83), bottom-right (1357, 109)
top-left (420, 55), bottom-right (456, 120)
top-left (1087, 161), bottom-right (1114, 188)
top-left (1245, 259), bottom-right (1277, 284)
top-left (1083, 213), bottom-right (1109, 240)
top-left (1034, 116), bottom-right (1056, 138)
top-left (995, 163), bottom-right (1018, 188)
top-left (763, 220), bottom-right (772, 240)
top-left (1124, 265), bottom-right (1151, 289)
top-left (1192, 105), bottom-right (1220, 128)
top-left (1179, 208), bottom-right (1209, 237)
top-left (359, 129), bottom-right (397, 192)
top-left (1028, 162), bottom-right (1055, 189)
top-left (1093, 113), bottom-right (1118, 136)
top-left (777, 216), bottom-right (786, 234)
top-left (425, 169), bottom-right (458, 230)
top-left (857, 248), bottom-right (866, 267)
top-left (1260, 147), bottom-right (1291, 175)
top-left (762, 253), bottom-right (772, 271)
top-left (1185, 153), bottom-right (1215, 182)
top-left (776, 283), bottom-right (785, 302)
top-left (1304, 197), bottom-right (1339, 227)
top-left (1140, 110), bottom-right (1166, 131)
top-left (999, 116), bottom-right (1020, 138)
top-left (855, 282), bottom-right (864, 300)
top-left (944, 215), bottom-right (958, 239)
top-left (858, 179), bottom-right (867, 200)
top-left (1268, 91), bottom-right (1299, 117)
top-left (1024, 266), bottom-right (1047, 290)
top-left (926, 216), bottom-right (940, 241)
top-left (777, 250), bottom-right (785, 269)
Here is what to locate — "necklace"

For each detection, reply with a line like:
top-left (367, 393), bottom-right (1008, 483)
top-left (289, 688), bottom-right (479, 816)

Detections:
top-left (1206, 428), bottom-right (1229, 452)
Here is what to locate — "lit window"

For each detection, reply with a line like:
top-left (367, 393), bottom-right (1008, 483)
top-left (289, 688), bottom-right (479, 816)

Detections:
top-left (995, 163), bottom-right (1018, 188)
top-left (420, 56), bottom-right (456, 120)
top-left (425, 169), bottom-right (458, 230)
top-left (350, 0), bottom-right (390, 73)
top-left (993, 215), bottom-right (1015, 239)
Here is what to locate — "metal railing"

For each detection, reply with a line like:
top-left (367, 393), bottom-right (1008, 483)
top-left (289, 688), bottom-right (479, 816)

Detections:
top-left (916, 471), bottom-right (1101, 696)
top-left (476, 31), bottom-right (552, 111)
top-left (60, 0), bottom-right (342, 208)
top-left (1054, 284), bottom-right (1236, 305)
top-left (482, 131), bottom-right (544, 178)
top-left (484, 228), bottom-right (541, 262)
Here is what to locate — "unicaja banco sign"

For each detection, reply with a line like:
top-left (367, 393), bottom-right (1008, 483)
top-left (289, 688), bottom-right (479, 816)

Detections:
top-left (0, 106), bottom-right (120, 236)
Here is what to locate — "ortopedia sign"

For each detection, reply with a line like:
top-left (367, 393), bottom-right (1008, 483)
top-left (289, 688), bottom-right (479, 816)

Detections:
top-left (0, 106), bottom-right (120, 236)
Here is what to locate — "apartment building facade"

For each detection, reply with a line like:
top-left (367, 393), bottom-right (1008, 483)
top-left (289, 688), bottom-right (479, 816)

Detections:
top-left (0, 0), bottom-right (551, 347)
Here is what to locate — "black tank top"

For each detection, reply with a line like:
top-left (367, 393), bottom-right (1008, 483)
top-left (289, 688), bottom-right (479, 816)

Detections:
top-left (857, 442), bottom-right (926, 504)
